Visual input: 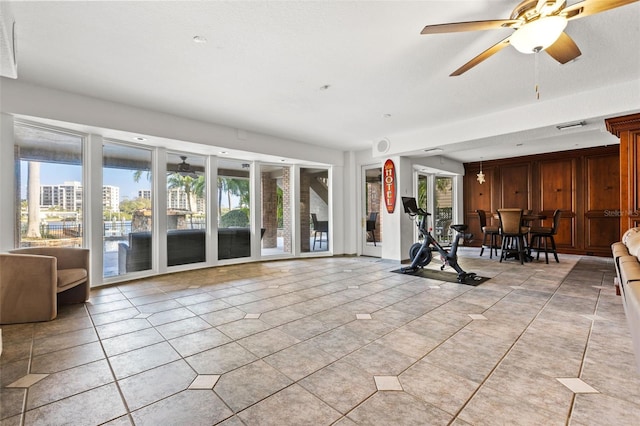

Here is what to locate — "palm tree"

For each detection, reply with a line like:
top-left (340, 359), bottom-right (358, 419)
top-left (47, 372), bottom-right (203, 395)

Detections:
top-left (26, 161), bottom-right (41, 238)
top-left (167, 173), bottom-right (206, 228)
top-left (227, 178), bottom-right (250, 208)
top-left (217, 177), bottom-right (229, 218)
top-left (132, 169), bottom-right (151, 184)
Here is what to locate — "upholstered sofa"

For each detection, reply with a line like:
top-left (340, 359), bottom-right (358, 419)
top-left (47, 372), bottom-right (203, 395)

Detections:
top-left (118, 227), bottom-right (265, 273)
top-left (0, 247), bottom-right (90, 324)
top-left (118, 228), bottom-right (207, 273)
top-left (611, 227), bottom-right (640, 372)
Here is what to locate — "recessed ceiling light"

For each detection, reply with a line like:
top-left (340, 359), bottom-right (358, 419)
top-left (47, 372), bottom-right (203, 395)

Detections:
top-left (133, 137), bottom-right (146, 141)
top-left (320, 84), bottom-right (330, 91)
top-left (280, 159), bottom-right (286, 162)
top-left (383, 114), bottom-right (392, 118)
top-left (219, 151), bottom-right (228, 155)
top-left (193, 35), bottom-right (207, 43)
top-left (516, 143), bottom-right (524, 146)
top-left (423, 148), bottom-right (443, 153)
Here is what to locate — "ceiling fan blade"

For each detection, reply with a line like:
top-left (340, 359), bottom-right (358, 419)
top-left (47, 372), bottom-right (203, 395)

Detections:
top-left (450, 36), bottom-right (511, 76)
top-left (545, 32), bottom-right (582, 64)
top-left (421, 19), bottom-right (519, 34)
top-left (562, 0), bottom-right (639, 20)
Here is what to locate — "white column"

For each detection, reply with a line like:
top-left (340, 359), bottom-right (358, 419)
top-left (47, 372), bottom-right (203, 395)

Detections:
top-left (0, 114), bottom-right (15, 252)
top-left (154, 148), bottom-right (168, 273)
top-left (207, 155), bottom-right (218, 265)
top-left (381, 156), bottom-right (415, 262)
top-left (87, 134), bottom-right (104, 286)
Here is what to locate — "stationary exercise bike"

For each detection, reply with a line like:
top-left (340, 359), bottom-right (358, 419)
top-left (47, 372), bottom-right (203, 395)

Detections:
top-left (401, 196), bottom-right (476, 283)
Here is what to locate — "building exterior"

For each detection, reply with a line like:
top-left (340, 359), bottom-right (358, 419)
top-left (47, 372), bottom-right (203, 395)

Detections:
top-left (40, 182), bottom-right (120, 213)
top-left (167, 187), bottom-right (204, 214)
top-left (102, 185), bottom-right (120, 212)
top-left (39, 181), bottom-right (82, 211)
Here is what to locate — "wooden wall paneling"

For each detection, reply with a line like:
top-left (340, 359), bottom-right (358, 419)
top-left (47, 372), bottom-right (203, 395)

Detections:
top-left (584, 152), bottom-right (620, 255)
top-left (464, 164), bottom-right (495, 242)
top-left (538, 158), bottom-right (576, 249)
top-left (463, 145), bottom-right (619, 256)
top-left (500, 163), bottom-right (530, 209)
top-left (628, 130), bottom-right (640, 229)
top-left (606, 113), bottom-right (640, 236)
top-left (539, 159), bottom-right (574, 213)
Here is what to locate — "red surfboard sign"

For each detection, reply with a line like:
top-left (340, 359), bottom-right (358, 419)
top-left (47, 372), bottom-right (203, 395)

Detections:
top-left (383, 159), bottom-right (396, 214)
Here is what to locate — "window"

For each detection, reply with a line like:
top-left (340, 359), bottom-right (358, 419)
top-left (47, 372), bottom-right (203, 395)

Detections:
top-left (103, 141), bottom-right (152, 277)
top-left (300, 167), bottom-right (329, 252)
top-left (166, 152), bottom-right (206, 266)
top-left (218, 159), bottom-right (251, 260)
top-left (435, 176), bottom-right (454, 245)
top-left (14, 123), bottom-right (84, 249)
top-left (364, 166), bottom-right (382, 250)
top-left (261, 164), bottom-right (292, 256)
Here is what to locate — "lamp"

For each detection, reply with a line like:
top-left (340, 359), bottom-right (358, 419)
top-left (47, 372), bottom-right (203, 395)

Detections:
top-left (477, 159), bottom-right (485, 184)
top-left (510, 16), bottom-right (568, 54)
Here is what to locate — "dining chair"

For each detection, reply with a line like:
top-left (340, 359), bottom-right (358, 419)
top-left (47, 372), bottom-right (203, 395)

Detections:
top-left (476, 209), bottom-right (500, 258)
top-left (366, 212), bottom-right (378, 246)
top-left (497, 208), bottom-right (528, 264)
top-left (529, 209), bottom-right (561, 263)
top-left (311, 213), bottom-right (328, 250)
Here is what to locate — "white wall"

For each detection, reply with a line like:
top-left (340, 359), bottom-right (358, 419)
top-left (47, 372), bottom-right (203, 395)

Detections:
top-left (0, 78), bottom-right (344, 167)
top-left (380, 79), bottom-right (640, 157)
top-left (0, 79), bottom-right (356, 282)
top-left (0, 78), bottom-right (470, 273)
top-left (381, 156), bottom-right (415, 263)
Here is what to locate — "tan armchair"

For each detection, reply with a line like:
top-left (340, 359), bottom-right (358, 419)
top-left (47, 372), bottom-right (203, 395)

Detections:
top-left (0, 247), bottom-right (90, 324)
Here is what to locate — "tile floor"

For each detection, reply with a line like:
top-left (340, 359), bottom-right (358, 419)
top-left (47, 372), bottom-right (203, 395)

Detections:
top-left (2, 248), bottom-right (640, 425)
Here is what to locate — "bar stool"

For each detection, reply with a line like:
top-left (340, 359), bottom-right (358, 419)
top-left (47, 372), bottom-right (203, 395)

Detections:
top-left (476, 209), bottom-right (500, 258)
top-left (530, 209), bottom-right (561, 263)
top-left (497, 208), bottom-right (528, 264)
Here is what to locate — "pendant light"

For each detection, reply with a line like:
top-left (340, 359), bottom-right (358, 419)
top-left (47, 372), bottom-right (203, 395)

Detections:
top-left (477, 159), bottom-right (485, 184)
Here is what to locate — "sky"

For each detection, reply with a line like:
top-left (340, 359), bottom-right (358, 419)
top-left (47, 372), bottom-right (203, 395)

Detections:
top-left (20, 161), bottom-right (237, 208)
top-left (20, 161), bottom-right (150, 201)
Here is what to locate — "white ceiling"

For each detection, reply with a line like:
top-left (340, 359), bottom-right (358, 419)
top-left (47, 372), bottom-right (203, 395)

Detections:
top-left (3, 0), bottom-right (640, 163)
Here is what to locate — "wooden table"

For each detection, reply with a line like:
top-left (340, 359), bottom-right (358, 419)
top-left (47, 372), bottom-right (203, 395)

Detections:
top-left (493, 212), bottom-right (547, 262)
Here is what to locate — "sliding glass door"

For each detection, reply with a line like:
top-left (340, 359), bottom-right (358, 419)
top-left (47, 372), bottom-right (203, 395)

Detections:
top-left (103, 141), bottom-right (153, 277)
top-left (434, 176), bottom-right (454, 246)
top-left (261, 164), bottom-right (292, 257)
top-left (166, 152), bottom-right (206, 266)
top-left (218, 159), bottom-right (252, 260)
top-left (300, 167), bottom-right (329, 253)
top-left (362, 165), bottom-right (382, 257)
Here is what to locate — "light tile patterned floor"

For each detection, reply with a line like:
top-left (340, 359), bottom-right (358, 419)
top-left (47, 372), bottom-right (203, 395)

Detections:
top-left (2, 248), bottom-right (640, 425)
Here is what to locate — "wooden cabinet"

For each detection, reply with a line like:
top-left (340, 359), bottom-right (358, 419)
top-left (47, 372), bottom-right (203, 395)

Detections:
top-left (464, 146), bottom-right (619, 256)
top-left (584, 152), bottom-right (620, 253)
top-left (538, 158), bottom-right (575, 248)
top-left (500, 164), bottom-right (530, 209)
top-left (606, 113), bottom-right (640, 235)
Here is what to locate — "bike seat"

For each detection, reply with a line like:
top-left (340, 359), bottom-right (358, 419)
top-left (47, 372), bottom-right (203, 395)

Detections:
top-left (450, 224), bottom-right (468, 232)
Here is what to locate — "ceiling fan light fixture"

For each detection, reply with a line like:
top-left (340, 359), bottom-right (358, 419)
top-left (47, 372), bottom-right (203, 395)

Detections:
top-left (510, 15), bottom-right (567, 54)
top-left (174, 155), bottom-right (199, 178)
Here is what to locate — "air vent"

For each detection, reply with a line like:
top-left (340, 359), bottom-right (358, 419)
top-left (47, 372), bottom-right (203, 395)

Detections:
top-left (376, 138), bottom-right (390, 154)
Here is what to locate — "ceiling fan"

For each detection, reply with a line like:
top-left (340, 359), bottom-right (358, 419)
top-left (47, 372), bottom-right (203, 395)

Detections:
top-left (421, 0), bottom-right (639, 76)
top-left (168, 156), bottom-right (200, 178)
